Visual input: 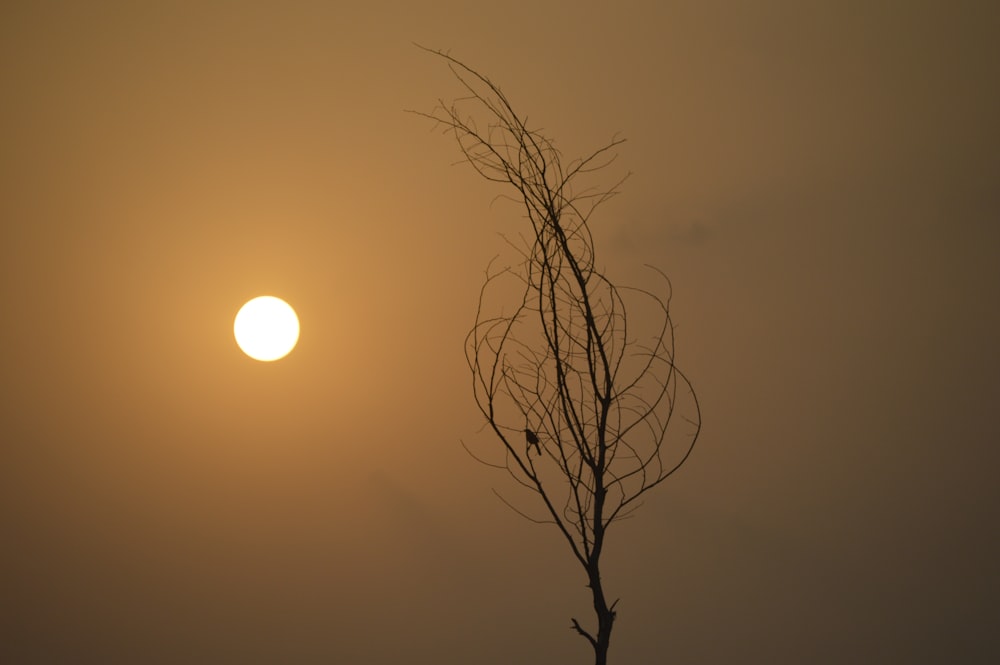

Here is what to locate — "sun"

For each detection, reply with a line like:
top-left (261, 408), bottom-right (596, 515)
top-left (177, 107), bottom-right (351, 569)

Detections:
top-left (234, 296), bottom-right (300, 361)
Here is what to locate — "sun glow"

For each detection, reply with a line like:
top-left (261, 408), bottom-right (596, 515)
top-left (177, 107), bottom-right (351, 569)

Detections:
top-left (234, 296), bottom-right (300, 361)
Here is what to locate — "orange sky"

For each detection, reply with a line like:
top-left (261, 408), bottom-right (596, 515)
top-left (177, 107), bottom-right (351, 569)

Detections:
top-left (2, 1), bottom-right (998, 662)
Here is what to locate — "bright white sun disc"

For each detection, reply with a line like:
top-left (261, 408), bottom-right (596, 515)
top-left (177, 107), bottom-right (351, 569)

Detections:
top-left (234, 296), bottom-right (300, 361)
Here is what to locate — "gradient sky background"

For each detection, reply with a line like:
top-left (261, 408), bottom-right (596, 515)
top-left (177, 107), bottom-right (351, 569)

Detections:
top-left (2, 1), bottom-right (998, 663)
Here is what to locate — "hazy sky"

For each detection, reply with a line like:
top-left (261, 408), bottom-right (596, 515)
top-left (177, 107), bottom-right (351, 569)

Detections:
top-left (2, 1), bottom-right (998, 663)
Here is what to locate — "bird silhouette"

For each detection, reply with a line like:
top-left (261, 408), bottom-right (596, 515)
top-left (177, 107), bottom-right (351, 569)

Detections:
top-left (525, 427), bottom-right (541, 455)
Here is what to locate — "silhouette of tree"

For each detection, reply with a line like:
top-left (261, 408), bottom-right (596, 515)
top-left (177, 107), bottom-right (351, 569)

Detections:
top-left (412, 46), bottom-right (701, 665)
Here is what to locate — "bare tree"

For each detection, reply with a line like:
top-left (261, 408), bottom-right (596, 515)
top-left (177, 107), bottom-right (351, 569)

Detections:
top-left (412, 47), bottom-right (701, 665)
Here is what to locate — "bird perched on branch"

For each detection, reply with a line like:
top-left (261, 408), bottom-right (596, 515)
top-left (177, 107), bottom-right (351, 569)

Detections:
top-left (525, 427), bottom-right (541, 455)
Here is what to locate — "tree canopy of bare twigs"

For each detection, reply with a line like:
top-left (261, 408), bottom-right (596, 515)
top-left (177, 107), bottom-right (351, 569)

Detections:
top-left (411, 46), bottom-right (701, 665)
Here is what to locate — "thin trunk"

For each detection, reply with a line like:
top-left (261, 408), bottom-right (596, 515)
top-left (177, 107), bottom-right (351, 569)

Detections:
top-left (589, 566), bottom-right (615, 665)
top-left (588, 475), bottom-right (614, 664)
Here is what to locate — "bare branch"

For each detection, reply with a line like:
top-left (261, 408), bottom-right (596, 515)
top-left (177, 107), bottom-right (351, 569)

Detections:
top-left (413, 46), bottom-right (700, 665)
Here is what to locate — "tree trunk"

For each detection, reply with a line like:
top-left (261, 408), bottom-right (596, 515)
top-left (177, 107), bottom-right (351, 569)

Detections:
top-left (590, 567), bottom-right (615, 665)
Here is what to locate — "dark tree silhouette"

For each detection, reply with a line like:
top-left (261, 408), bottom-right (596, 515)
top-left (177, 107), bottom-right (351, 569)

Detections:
top-left (412, 47), bottom-right (701, 665)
